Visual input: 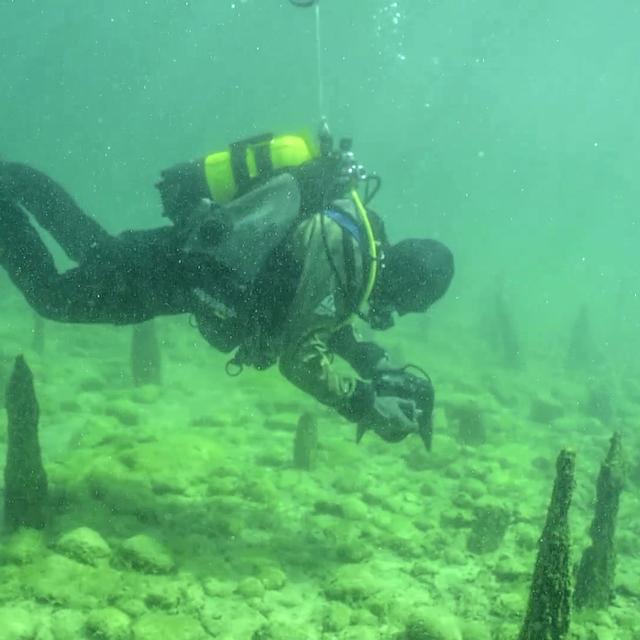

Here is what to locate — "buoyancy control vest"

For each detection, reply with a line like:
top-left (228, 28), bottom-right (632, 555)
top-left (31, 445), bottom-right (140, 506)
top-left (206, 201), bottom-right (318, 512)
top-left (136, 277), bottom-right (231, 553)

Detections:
top-left (159, 128), bottom-right (380, 360)
top-left (183, 173), bottom-right (302, 286)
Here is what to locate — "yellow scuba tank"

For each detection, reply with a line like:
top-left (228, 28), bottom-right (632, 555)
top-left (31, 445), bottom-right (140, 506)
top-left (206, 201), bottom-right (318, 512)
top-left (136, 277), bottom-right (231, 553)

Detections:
top-left (204, 133), bottom-right (319, 204)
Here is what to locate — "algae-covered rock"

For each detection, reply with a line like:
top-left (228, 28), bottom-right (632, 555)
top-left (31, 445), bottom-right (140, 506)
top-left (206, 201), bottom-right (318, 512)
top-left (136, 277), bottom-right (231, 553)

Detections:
top-left (113, 434), bottom-right (221, 499)
top-left (56, 527), bottom-right (111, 566)
top-left (404, 446), bottom-right (434, 472)
top-left (0, 565), bottom-right (22, 603)
top-left (202, 577), bottom-right (234, 597)
top-left (322, 601), bottom-right (351, 632)
top-left (363, 591), bottom-right (391, 619)
top-left (494, 591), bottom-right (526, 621)
top-left (409, 559), bottom-right (437, 581)
top-left (130, 384), bottom-right (162, 405)
top-left (340, 496), bottom-right (369, 521)
top-left (119, 535), bottom-right (175, 574)
top-left (190, 413), bottom-right (228, 429)
top-left (236, 576), bottom-right (265, 599)
top-left (259, 566), bottom-right (287, 591)
top-left (132, 613), bottom-right (207, 640)
top-left (467, 500), bottom-right (511, 554)
top-left (241, 476), bottom-right (278, 504)
top-left (85, 461), bottom-right (160, 523)
top-left (493, 555), bottom-right (527, 582)
top-left (254, 445), bottom-right (286, 467)
top-left (78, 374), bottom-right (107, 392)
top-left (383, 530), bottom-right (424, 560)
top-left (253, 617), bottom-right (310, 640)
top-left (1, 528), bottom-right (46, 565)
top-left (105, 399), bottom-right (141, 427)
top-left (336, 538), bottom-right (373, 564)
top-left (180, 581), bottom-right (206, 616)
top-left (207, 474), bottom-right (240, 497)
top-left (351, 607), bottom-right (378, 626)
top-left (440, 508), bottom-right (474, 530)
top-left (459, 620), bottom-right (491, 640)
top-left (452, 492), bottom-right (476, 510)
top-left (332, 471), bottom-right (367, 495)
top-left (458, 477), bottom-right (487, 500)
top-left (529, 394), bottom-right (564, 424)
top-left (399, 607), bottom-right (463, 640)
top-left (314, 499), bottom-right (345, 518)
top-left (494, 622), bottom-right (519, 640)
top-left (0, 605), bottom-right (37, 640)
top-left (324, 565), bottom-right (380, 604)
top-left (85, 607), bottom-right (131, 640)
top-left (445, 396), bottom-right (487, 446)
top-left (617, 575), bottom-right (640, 600)
top-left (112, 597), bottom-right (147, 620)
top-left (51, 609), bottom-right (86, 640)
top-left (339, 624), bottom-right (380, 640)
top-left (24, 553), bottom-right (122, 608)
top-left (144, 579), bottom-right (182, 611)
top-left (513, 523), bottom-right (538, 552)
top-left (200, 599), bottom-right (267, 638)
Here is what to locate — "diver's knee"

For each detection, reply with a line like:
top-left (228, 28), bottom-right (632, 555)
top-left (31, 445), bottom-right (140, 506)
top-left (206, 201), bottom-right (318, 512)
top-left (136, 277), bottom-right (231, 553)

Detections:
top-left (0, 161), bottom-right (27, 199)
top-left (0, 161), bottom-right (50, 199)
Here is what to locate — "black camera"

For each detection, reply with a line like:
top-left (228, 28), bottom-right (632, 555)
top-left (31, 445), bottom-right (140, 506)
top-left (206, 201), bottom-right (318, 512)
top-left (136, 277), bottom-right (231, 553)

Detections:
top-left (373, 367), bottom-right (435, 450)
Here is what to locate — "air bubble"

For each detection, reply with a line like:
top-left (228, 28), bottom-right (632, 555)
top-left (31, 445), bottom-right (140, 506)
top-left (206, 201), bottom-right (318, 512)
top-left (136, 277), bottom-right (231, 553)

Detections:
top-left (373, 1), bottom-right (407, 63)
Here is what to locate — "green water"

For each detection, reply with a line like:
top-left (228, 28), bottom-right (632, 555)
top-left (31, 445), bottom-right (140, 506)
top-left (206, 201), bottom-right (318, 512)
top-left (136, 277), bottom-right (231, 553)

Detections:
top-left (1, 1), bottom-right (639, 638)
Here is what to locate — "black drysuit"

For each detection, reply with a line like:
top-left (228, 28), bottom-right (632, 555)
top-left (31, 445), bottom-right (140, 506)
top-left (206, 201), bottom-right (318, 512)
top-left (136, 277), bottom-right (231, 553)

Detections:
top-left (0, 163), bottom-right (387, 419)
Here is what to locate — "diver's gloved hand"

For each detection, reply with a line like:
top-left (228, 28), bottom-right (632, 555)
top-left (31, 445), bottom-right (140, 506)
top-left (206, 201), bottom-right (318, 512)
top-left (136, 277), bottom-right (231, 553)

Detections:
top-left (357, 394), bottom-right (419, 443)
top-left (371, 366), bottom-right (435, 449)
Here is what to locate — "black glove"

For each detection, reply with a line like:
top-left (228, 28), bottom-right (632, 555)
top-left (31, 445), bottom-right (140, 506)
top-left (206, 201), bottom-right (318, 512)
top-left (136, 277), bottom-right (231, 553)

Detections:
top-left (357, 394), bottom-right (419, 443)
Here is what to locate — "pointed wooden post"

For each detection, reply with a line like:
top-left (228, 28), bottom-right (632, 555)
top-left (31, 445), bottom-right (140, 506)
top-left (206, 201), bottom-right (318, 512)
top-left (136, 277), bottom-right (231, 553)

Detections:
top-left (574, 433), bottom-right (625, 610)
top-left (130, 320), bottom-right (162, 386)
top-left (518, 449), bottom-right (575, 640)
top-left (293, 412), bottom-right (318, 470)
top-left (4, 355), bottom-right (48, 530)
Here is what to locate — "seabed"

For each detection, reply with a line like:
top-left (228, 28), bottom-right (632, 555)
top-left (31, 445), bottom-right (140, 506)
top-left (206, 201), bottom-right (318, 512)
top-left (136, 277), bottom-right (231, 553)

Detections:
top-left (1, 285), bottom-right (639, 640)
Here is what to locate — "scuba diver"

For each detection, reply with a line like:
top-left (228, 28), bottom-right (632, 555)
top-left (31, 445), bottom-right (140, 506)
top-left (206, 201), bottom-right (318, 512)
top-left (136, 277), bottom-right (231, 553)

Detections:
top-left (0, 125), bottom-right (454, 448)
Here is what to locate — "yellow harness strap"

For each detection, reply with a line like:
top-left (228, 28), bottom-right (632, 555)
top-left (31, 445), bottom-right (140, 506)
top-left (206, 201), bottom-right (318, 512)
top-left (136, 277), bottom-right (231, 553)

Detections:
top-left (350, 189), bottom-right (378, 311)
